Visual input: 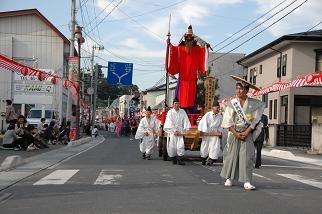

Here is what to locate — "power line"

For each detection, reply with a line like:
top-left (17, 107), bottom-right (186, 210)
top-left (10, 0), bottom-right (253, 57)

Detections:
top-left (116, 7), bottom-right (165, 41)
top-left (213, 0), bottom-right (289, 48)
top-left (84, 0), bottom-right (116, 28)
top-left (79, 0), bottom-right (90, 11)
top-left (102, 0), bottom-right (187, 23)
top-left (82, 30), bottom-right (164, 66)
top-left (92, 0), bottom-right (104, 44)
top-left (86, 0), bottom-right (123, 35)
top-left (212, 21), bottom-right (322, 79)
top-left (208, 0), bottom-right (308, 63)
top-left (214, 0), bottom-right (299, 53)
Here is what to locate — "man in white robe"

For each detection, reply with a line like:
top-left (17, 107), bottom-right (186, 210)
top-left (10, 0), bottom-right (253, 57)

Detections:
top-left (164, 98), bottom-right (191, 165)
top-left (135, 106), bottom-right (160, 160)
top-left (198, 100), bottom-right (223, 166)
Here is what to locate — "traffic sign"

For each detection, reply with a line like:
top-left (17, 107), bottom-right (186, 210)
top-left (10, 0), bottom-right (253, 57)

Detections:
top-left (107, 61), bottom-right (133, 85)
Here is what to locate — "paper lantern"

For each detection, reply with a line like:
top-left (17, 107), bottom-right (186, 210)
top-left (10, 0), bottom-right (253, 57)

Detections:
top-left (63, 79), bottom-right (68, 88)
top-left (21, 67), bottom-right (28, 76)
top-left (37, 71), bottom-right (44, 81)
top-left (51, 77), bottom-right (57, 85)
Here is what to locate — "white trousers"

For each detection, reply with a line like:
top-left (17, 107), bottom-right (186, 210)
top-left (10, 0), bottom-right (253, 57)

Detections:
top-left (167, 134), bottom-right (185, 157)
top-left (200, 137), bottom-right (221, 159)
top-left (139, 136), bottom-right (155, 155)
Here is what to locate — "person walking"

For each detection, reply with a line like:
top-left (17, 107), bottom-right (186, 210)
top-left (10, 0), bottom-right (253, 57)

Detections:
top-left (135, 107), bottom-right (159, 160)
top-left (129, 118), bottom-right (137, 141)
top-left (163, 98), bottom-right (191, 165)
top-left (198, 100), bottom-right (223, 166)
top-left (220, 75), bottom-right (265, 190)
top-left (254, 114), bottom-right (268, 168)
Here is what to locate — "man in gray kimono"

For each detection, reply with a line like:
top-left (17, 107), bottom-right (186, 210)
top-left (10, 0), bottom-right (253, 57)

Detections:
top-left (220, 75), bottom-right (265, 190)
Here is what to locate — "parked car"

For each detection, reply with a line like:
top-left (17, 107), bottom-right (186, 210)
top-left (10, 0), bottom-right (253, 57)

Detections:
top-left (27, 108), bottom-right (59, 127)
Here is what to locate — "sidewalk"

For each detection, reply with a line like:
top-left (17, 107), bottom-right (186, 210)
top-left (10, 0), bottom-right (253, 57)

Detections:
top-left (0, 135), bottom-right (92, 172)
top-left (262, 146), bottom-right (322, 167)
top-left (0, 136), bottom-right (104, 191)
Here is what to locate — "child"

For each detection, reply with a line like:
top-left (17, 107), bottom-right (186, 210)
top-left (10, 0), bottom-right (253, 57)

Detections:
top-left (92, 125), bottom-right (98, 138)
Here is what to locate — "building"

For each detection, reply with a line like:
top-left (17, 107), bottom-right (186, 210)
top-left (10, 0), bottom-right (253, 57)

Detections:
top-left (237, 29), bottom-right (322, 151)
top-left (208, 52), bottom-right (246, 99)
top-left (0, 9), bottom-right (70, 130)
top-left (118, 95), bottom-right (133, 117)
top-left (142, 81), bottom-right (177, 110)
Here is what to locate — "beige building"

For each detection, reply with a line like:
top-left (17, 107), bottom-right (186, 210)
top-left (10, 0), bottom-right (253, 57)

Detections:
top-left (237, 30), bottom-right (322, 152)
top-left (0, 9), bottom-right (70, 130)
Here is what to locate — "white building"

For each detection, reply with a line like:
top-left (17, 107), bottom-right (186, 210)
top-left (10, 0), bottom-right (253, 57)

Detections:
top-left (0, 9), bottom-right (70, 130)
top-left (142, 81), bottom-right (177, 110)
top-left (118, 95), bottom-right (132, 117)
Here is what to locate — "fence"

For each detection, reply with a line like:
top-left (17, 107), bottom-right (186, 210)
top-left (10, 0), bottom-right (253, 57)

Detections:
top-left (277, 125), bottom-right (312, 148)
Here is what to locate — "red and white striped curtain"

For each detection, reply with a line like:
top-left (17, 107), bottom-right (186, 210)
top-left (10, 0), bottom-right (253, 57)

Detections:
top-left (220, 72), bottom-right (322, 103)
top-left (0, 53), bottom-right (89, 111)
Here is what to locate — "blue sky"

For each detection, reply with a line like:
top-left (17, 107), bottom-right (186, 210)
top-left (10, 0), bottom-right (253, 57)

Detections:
top-left (1, 0), bottom-right (321, 90)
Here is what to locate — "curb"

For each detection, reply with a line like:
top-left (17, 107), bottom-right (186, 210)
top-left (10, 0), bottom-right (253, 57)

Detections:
top-left (0, 136), bottom-right (104, 192)
top-left (0, 136), bottom-right (91, 172)
top-left (262, 149), bottom-right (322, 167)
top-left (0, 155), bottom-right (24, 171)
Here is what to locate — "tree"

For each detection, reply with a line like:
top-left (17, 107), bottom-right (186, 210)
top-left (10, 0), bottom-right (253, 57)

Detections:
top-left (95, 78), bottom-right (139, 107)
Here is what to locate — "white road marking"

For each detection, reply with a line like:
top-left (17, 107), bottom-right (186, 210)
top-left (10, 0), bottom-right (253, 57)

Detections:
top-left (201, 179), bottom-right (219, 185)
top-left (94, 170), bottom-right (122, 185)
top-left (33, 170), bottom-right (79, 185)
top-left (277, 173), bottom-right (322, 189)
top-left (262, 164), bottom-right (322, 170)
top-left (192, 161), bottom-right (217, 172)
top-left (48, 137), bottom-right (105, 169)
top-left (253, 173), bottom-right (272, 181)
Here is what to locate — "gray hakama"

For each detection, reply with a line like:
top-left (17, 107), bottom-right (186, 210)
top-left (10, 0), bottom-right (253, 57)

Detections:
top-left (220, 98), bottom-right (265, 183)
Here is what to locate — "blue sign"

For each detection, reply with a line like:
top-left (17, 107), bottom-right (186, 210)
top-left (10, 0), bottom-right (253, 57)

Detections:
top-left (107, 61), bottom-right (133, 85)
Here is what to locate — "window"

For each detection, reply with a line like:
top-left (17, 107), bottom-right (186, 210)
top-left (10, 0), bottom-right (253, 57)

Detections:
top-left (316, 50), bottom-right (322, 73)
top-left (277, 57), bottom-right (281, 78)
top-left (259, 64), bottom-right (263, 74)
top-left (274, 99), bottom-right (277, 119)
top-left (269, 100), bottom-right (273, 119)
top-left (262, 94), bottom-right (268, 108)
top-left (28, 110), bottom-right (42, 119)
top-left (282, 54), bottom-right (287, 76)
top-left (249, 67), bottom-right (257, 84)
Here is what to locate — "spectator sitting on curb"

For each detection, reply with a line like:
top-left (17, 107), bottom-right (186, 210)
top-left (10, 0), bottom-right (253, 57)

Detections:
top-left (38, 118), bottom-right (46, 136)
top-left (15, 115), bottom-right (34, 150)
top-left (1, 124), bottom-right (22, 150)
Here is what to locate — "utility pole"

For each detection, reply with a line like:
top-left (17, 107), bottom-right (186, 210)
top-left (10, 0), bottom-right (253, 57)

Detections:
top-left (89, 45), bottom-right (95, 126)
top-left (92, 63), bottom-right (99, 126)
top-left (89, 45), bottom-right (104, 126)
top-left (66, 0), bottom-right (76, 122)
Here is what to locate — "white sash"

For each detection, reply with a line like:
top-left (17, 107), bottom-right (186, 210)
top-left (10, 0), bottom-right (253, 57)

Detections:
top-left (230, 98), bottom-right (250, 126)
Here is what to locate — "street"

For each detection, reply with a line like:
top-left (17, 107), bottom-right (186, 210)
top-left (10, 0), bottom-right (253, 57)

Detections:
top-left (0, 131), bottom-right (321, 214)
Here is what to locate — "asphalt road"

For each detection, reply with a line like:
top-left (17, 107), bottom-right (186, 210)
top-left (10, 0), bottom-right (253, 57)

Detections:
top-left (0, 131), bottom-right (321, 214)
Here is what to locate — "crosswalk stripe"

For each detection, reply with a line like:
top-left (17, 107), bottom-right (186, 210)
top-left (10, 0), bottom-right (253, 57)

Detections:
top-left (253, 173), bottom-right (272, 181)
top-left (277, 173), bottom-right (322, 189)
top-left (33, 170), bottom-right (79, 185)
top-left (94, 170), bottom-right (122, 185)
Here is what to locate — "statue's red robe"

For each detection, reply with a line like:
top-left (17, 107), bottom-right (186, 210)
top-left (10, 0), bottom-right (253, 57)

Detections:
top-left (168, 44), bottom-right (207, 108)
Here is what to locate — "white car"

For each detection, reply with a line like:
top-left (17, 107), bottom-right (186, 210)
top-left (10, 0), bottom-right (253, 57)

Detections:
top-left (27, 108), bottom-right (59, 127)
